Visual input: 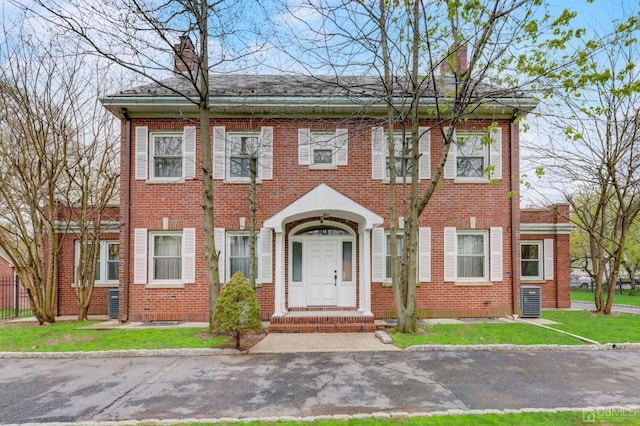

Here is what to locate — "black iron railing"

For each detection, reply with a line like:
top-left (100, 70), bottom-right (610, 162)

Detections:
top-left (0, 275), bottom-right (30, 321)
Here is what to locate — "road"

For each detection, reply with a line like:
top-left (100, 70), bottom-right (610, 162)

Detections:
top-left (1, 349), bottom-right (640, 423)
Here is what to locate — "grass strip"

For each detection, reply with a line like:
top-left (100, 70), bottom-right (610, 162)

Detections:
top-left (0, 321), bottom-right (227, 352)
top-left (542, 310), bottom-right (640, 344)
top-left (392, 321), bottom-right (583, 348)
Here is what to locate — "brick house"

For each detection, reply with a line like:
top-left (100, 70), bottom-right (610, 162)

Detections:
top-left (54, 205), bottom-right (120, 316)
top-left (91, 49), bottom-right (572, 331)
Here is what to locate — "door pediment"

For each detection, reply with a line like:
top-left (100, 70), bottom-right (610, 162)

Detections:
top-left (263, 183), bottom-right (383, 232)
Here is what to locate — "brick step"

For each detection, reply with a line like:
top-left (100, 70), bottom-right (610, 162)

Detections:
top-left (268, 310), bottom-right (375, 333)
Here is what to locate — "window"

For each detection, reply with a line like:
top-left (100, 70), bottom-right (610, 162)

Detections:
top-left (151, 133), bottom-right (183, 178)
top-left (521, 241), bottom-right (543, 280)
top-left (371, 127), bottom-right (431, 181)
top-left (213, 126), bottom-right (273, 181)
top-left (443, 127), bottom-right (502, 181)
top-left (456, 132), bottom-right (487, 178)
top-left (75, 241), bottom-right (119, 285)
top-left (385, 233), bottom-right (405, 279)
top-left (444, 227), bottom-right (501, 283)
top-left (228, 234), bottom-right (257, 279)
top-left (457, 232), bottom-right (487, 280)
top-left (134, 126), bottom-right (196, 181)
top-left (386, 134), bottom-right (413, 178)
top-left (151, 233), bottom-right (182, 282)
top-left (298, 128), bottom-right (348, 168)
top-left (228, 134), bottom-right (259, 179)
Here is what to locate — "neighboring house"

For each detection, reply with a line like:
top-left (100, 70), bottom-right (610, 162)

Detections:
top-left (0, 250), bottom-right (14, 279)
top-left (94, 42), bottom-right (571, 331)
top-left (55, 204), bottom-right (120, 316)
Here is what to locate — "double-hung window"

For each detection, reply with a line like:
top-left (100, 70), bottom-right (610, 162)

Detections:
top-left (298, 128), bottom-right (348, 168)
top-left (213, 126), bottom-right (273, 182)
top-left (228, 134), bottom-right (259, 179)
top-left (457, 231), bottom-right (487, 280)
top-left (151, 233), bottom-right (182, 282)
top-left (151, 134), bottom-right (183, 178)
top-left (456, 132), bottom-right (487, 178)
top-left (75, 241), bottom-right (119, 285)
top-left (443, 126), bottom-right (502, 181)
top-left (521, 242), bottom-right (543, 280)
top-left (444, 227), bottom-right (502, 283)
top-left (228, 233), bottom-right (257, 280)
top-left (133, 228), bottom-right (195, 287)
top-left (385, 233), bottom-right (405, 279)
top-left (371, 127), bottom-right (431, 181)
top-left (386, 134), bottom-right (413, 179)
top-left (134, 126), bottom-right (196, 181)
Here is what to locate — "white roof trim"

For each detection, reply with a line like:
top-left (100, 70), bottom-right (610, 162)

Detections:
top-left (520, 223), bottom-right (575, 235)
top-left (263, 183), bottom-right (384, 232)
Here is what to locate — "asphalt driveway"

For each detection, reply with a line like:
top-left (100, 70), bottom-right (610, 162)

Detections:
top-left (1, 349), bottom-right (640, 424)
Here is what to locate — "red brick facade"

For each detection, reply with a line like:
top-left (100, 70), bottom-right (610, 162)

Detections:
top-left (86, 73), bottom-right (572, 324)
top-left (54, 206), bottom-right (120, 316)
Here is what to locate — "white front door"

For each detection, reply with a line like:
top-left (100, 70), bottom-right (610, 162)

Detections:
top-left (307, 240), bottom-right (338, 305)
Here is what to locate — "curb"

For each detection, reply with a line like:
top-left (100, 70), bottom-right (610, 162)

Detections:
top-left (405, 343), bottom-right (640, 352)
top-left (3, 342), bottom-right (640, 359)
top-left (2, 405), bottom-right (640, 425)
top-left (0, 348), bottom-right (240, 359)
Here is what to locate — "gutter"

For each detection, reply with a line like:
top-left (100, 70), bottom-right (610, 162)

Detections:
top-left (120, 109), bottom-right (131, 323)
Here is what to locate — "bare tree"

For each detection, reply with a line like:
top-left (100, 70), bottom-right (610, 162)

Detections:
top-left (0, 29), bottom-right (118, 323)
top-left (527, 24), bottom-right (640, 314)
top-left (19, 0), bottom-right (267, 316)
top-left (275, 0), bottom-right (577, 332)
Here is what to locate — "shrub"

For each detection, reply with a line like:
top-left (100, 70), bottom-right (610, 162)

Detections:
top-left (211, 271), bottom-right (262, 350)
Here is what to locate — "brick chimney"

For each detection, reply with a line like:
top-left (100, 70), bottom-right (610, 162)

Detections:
top-left (174, 35), bottom-right (198, 74)
top-left (440, 44), bottom-right (468, 75)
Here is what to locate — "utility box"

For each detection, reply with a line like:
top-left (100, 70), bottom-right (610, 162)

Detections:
top-left (520, 286), bottom-right (542, 318)
top-left (108, 289), bottom-right (119, 319)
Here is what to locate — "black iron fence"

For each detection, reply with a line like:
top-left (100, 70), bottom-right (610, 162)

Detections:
top-left (0, 275), bottom-right (30, 321)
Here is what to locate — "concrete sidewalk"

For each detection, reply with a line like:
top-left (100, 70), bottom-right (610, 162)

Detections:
top-left (249, 332), bottom-right (401, 353)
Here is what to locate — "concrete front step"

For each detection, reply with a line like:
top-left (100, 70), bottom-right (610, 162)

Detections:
top-left (269, 310), bottom-right (376, 333)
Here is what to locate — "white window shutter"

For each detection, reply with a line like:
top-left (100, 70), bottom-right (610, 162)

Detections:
top-left (418, 227), bottom-right (431, 282)
top-left (335, 128), bottom-right (348, 166)
top-left (214, 228), bottom-right (226, 283)
top-left (135, 126), bottom-right (148, 180)
top-left (371, 127), bottom-right (384, 180)
top-left (259, 228), bottom-right (273, 283)
top-left (260, 126), bottom-right (273, 180)
top-left (372, 228), bottom-right (385, 282)
top-left (418, 127), bottom-right (431, 180)
top-left (134, 228), bottom-right (148, 284)
top-left (183, 126), bottom-right (196, 179)
top-left (443, 127), bottom-right (457, 179)
top-left (298, 128), bottom-right (311, 165)
top-left (489, 126), bottom-right (502, 180)
top-left (444, 227), bottom-right (456, 281)
top-left (490, 227), bottom-right (503, 282)
top-left (213, 126), bottom-right (226, 179)
top-left (182, 228), bottom-right (196, 283)
top-left (544, 239), bottom-right (554, 280)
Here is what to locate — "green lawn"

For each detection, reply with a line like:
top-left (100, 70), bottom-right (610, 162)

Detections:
top-left (392, 321), bottom-right (583, 348)
top-left (393, 309), bottom-right (640, 348)
top-left (199, 409), bottom-right (640, 425)
top-left (571, 289), bottom-right (640, 306)
top-left (0, 321), bottom-right (227, 352)
top-left (542, 310), bottom-right (640, 344)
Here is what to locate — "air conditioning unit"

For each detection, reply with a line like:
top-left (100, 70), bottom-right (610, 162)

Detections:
top-left (520, 286), bottom-right (541, 318)
top-left (108, 289), bottom-right (119, 319)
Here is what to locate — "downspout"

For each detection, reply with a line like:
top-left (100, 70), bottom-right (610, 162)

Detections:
top-left (120, 108), bottom-right (131, 323)
top-left (510, 115), bottom-right (520, 316)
